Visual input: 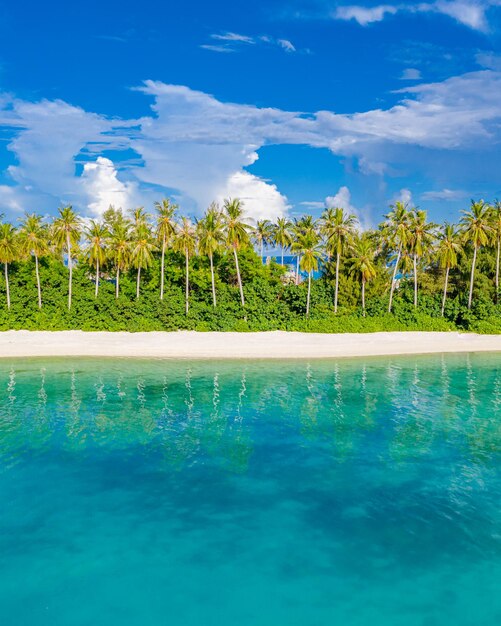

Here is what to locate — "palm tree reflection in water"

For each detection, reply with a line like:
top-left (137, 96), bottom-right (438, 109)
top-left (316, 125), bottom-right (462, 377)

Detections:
top-left (0, 358), bottom-right (500, 474)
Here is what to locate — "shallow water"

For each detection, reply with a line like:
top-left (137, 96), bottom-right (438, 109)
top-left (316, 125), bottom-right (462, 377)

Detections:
top-left (0, 355), bottom-right (500, 625)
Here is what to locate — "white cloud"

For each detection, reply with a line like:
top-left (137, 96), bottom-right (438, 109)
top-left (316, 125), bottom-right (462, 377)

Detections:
top-left (476, 51), bottom-right (501, 70)
top-left (6, 98), bottom-right (112, 200)
top-left (0, 185), bottom-right (25, 213)
top-left (200, 44), bottom-right (235, 53)
top-left (211, 32), bottom-right (255, 43)
top-left (393, 188), bottom-right (413, 205)
top-left (429, 0), bottom-right (489, 30)
top-left (400, 68), bottom-right (422, 80)
top-left (300, 191), bottom-right (377, 227)
top-left (299, 201), bottom-right (325, 209)
top-left (326, 186), bottom-right (355, 211)
top-left (217, 171), bottom-right (289, 221)
top-left (325, 186), bottom-right (372, 229)
top-left (203, 32), bottom-right (297, 54)
top-left (1, 64), bottom-right (501, 220)
top-left (81, 157), bottom-right (138, 217)
top-left (358, 156), bottom-right (387, 175)
top-left (277, 39), bottom-right (296, 52)
top-left (334, 4), bottom-right (398, 25)
top-left (333, 1), bottom-right (501, 31)
top-left (421, 188), bottom-right (468, 200)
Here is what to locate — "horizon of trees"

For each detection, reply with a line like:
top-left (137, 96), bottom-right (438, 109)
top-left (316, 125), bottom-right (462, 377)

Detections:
top-left (0, 197), bottom-right (499, 321)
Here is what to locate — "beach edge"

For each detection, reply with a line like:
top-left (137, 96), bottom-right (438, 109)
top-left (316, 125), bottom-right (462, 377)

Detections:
top-left (0, 330), bottom-right (500, 359)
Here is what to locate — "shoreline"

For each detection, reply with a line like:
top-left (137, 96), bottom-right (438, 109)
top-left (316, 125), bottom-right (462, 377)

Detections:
top-left (0, 330), bottom-right (500, 359)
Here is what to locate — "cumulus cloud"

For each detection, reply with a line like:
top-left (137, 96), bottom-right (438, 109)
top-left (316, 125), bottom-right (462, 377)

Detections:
top-left (127, 82), bottom-right (296, 219)
top-left (393, 188), bottom-right (413, 205)
top-left (334, 4), bottom-right (398, 25)
top-left (333, 1), bottom-right (501, 31)
top-left (81, 157), bottom-right (138, 217)
top-left (5, 98), bottom-right (112, 201)
top-left (325, 186), bottom-right (372, 228)
top-left (1, 64), bottom-right (501, 219)
top-left (217, 171), bottom-right (289, 220)
top-left (326, 186), bottom-right (355, 211)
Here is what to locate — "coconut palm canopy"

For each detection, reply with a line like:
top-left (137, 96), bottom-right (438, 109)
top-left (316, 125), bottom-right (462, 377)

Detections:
top-left (0, 199), bottom-right (500, 324)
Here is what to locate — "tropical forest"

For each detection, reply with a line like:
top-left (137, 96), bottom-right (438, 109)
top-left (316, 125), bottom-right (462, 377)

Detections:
top-left (0, 197), bottom-right (499, 333)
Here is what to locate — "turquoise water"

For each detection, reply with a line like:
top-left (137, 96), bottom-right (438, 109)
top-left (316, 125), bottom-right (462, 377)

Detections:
top-left (1, 355), bottom-right (501, 625)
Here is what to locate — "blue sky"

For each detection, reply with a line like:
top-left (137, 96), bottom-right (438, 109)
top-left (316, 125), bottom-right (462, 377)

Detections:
top-left (0, 0), bottom-right (501, 225)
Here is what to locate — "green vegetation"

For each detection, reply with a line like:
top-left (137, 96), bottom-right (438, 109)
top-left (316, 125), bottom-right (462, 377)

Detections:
top-left (0, 198), bottom-right (500, 333)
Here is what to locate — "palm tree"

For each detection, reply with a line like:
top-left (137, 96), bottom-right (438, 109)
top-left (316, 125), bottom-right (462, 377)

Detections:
top-left (491, 201), bottom-right (501, 302)
top-left (408, 209), bottom-right (436, 308)
top-left (297, 230), bottom-right (323, 317)
top-left (292, 216), bottom-right (317, 285)
top-left (52, 206), bottom-right (81, 310)
top-left (108, 221), bottom-right (131, 299)
top-left (0, 223), bottom-right (18, 310)
top-left (437, 223), bottom-right (462, 316)
top-left (254, 220), bottom-right (274, 262)
top-left (155, 199), bottom-right (177, 301)
top-left (86, 221), bottom-right (109, 297)
top-left (197, 205), bottom-right (224, 307)
top-left (348, 235), bottom-right (377, 316)
top-left (131, 222), bottom-right (156, 299)
top-left (223, 198), bottom-right (250, 308)
top-left (273, 217), bottom-right (293, 266)
top-left (381, 202), bottom-right (411, 313)
top-left (131, 206), bottom-right (149, 227)
top-left (460, 200), bottom-right (492, 309)
top-left (174, 217), bottom-right (196, 314)
top-left (102, 205), bottom-right (127, 229)
top-left (18, 213), bottom-right (48, 309)
top-left (321, 207), bottom-right (358, 313)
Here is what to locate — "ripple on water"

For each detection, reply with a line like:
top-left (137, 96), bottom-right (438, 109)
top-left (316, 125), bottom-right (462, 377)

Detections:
top-left (0, 354), bottom-right (500, 626)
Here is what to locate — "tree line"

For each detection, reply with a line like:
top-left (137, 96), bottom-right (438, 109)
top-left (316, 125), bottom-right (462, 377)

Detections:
top-left (0, 197), bottom-right (499, 321)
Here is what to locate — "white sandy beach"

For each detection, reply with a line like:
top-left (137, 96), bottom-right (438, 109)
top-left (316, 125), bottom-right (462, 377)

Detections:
top-left (0, 330), bottom-right (500, 359)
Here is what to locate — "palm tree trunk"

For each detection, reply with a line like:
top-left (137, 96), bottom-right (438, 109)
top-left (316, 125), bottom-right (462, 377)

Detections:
top-left (413, 253), bottom-right (418, 308)
top-left (160, 236), bottom-right (166, 301)
top-left (35, 255), bottom-right (42, 309)
top-left (295, 255), bottom-right (300, 285)
top-left (362, 278), bottom-right (366, 317)
top-left (306, 271), bottom-right (311, 317)
top-left (95, 259), bottom-right (99, 297)
top-left (66, 233), bottom-right (72, 311)
top-left (260, 241), bottom-right (264, 263)
top-left (210, 253), bottom-right (216, 308)
top-left (281, 246), bottom-right (284, 266)
top-left (4, 263), bottom-right (10, 310)
top-left (185, 248), bottom-right (189, 314)
top-left (334, 251), bottom-right (340, 313)
top-left (388, 246), bottom-right (401, 313)
top-left (233, 246), bottom-right (245, 307)
top-left (136, 266), bottom-right (141, 299)
top-left (468, 245), bottom-right (477, 310)
top-left (441, 266), bottom-right (450, 317)
top-left (496, 237), bottom-right (500, 304)
top-left (116, 268), bottom-right (120, 299)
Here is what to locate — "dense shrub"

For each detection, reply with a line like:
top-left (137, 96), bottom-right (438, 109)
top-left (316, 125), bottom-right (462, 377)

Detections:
top-left (0, 250), bottom-right (499, 333)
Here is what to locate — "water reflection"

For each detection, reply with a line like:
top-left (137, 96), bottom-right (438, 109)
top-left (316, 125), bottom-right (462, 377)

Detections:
top-left (0, 355), bottom-right (499, 474)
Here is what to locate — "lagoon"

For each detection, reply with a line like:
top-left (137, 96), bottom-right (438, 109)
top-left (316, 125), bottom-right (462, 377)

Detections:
top-left (1, 355), bottom-right (501, 625)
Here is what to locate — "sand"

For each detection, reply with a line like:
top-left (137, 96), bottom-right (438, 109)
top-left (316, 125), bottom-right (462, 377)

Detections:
top-left (0, 330), bottom-right (500, 359)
